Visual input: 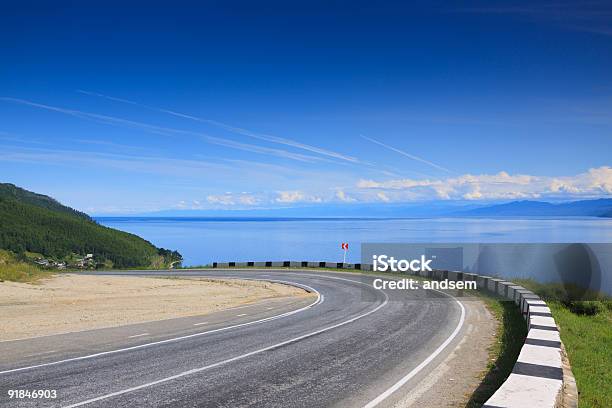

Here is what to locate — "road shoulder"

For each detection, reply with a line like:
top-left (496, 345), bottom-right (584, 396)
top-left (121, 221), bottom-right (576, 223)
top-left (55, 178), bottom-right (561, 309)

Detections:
top-left (390, 299), bottom-right (498, 408)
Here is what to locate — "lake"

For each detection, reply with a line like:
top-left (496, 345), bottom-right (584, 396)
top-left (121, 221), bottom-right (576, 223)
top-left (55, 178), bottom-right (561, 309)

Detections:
top-left (96, 216), bottom-right (612, 265)
top-left (96, 216), bottom-right (612, 293)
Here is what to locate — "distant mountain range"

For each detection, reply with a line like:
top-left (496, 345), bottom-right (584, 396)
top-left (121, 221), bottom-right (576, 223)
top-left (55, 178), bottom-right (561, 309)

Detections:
top-left (122, 201), bottom-right (481, 218)
top-left (454, 198), bottom-right (612, 217)
top-left (115, 198), bottom-right (612, 218)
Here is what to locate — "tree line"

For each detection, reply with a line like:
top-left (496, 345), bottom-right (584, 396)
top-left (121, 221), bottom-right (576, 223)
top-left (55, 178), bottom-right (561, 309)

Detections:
top-left (0, 196), bottom-right (182, 268)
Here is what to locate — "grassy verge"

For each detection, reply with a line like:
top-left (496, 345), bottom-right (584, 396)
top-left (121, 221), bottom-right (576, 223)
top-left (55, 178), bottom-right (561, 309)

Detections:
top-left (516, 279), bottom-right (611, 408)
top-left (547, 302), bottom-right (611, 408)
top-left (466, 293), bottom-right (527, 407)
top-left (0, 249), bottom-right (55, 283)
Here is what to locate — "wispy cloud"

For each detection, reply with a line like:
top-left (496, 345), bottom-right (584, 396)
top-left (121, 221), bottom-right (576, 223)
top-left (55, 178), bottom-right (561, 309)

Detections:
top-left (0, 131), bottom-right (54, 146)
top-left (2, 97), bottom-right (407, 180)
top-left (203, 135), bottom-right (323, 163)
top-left (77, 90), bottom-right (360, 164)
top-left (361, 134), bottom-right (452, 173)
top-left (0, 97), bottom-right (324, 163)
top-left (72, 138), bottom-right (159, 153)
top-left (376, 192), bottom-right (391, 202)
top-left (0, 142), bottom-right (355, 205)
top-left (0, 144), bottom-right (234, 177)
top-left (455, 2), bottom-right (612, 37)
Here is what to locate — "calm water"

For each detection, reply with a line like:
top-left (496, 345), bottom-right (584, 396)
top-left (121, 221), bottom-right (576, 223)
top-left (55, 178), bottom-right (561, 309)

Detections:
top-left (96, 217), bottom-right (612, 266)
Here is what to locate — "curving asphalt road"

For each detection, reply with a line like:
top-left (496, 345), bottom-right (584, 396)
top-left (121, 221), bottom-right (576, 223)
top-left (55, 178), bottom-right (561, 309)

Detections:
top-left (0, 269), bottom-right (467, 408)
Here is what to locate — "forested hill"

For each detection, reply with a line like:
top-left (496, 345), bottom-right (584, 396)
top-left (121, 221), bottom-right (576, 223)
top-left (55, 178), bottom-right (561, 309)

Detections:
top-left (0, 183), bottom-right (89, 219)
top-left (0, 183), bottom-right (181, 268)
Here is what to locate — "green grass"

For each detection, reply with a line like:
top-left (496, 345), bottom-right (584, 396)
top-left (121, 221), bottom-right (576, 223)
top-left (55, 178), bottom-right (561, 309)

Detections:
top-left (516, 279), bottom-right (612, 408)
top-left (548, 302), bottom-right (611, 408)
top-left (0, 249), bottom-right (54, 283)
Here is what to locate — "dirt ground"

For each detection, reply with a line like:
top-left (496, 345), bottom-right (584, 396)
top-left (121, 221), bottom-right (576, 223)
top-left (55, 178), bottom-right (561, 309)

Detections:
top-left (0, 274), bottom-right (310, 341)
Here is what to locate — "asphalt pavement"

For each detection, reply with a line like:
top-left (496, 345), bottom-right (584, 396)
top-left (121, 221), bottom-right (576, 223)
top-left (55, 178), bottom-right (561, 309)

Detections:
top-left (0, 269), bottom-right (466, 408)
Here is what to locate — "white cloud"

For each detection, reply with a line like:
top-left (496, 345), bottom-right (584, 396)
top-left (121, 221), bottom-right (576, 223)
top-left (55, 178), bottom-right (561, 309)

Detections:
top-left (275, 191), bottom-right (322, 203)
top-left (175, 199), bottom-right (206, 209)
top-left (376, 192), bottom-right (391, 202)
top-left (239, 195), bottom-right (259, 205)
top-left (335, 190), bottom-right (356, 202)
top-left (578, 166), bottom-right (612, 194)
top-left (206, 193), bottom-right (260, 206)
top-left (357, 167), bottom-right (612, 201)
top-left (207, 194), bottom-right (235, 205)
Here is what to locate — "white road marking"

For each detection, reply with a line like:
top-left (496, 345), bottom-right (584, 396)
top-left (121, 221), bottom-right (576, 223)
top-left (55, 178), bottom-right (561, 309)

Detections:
top-left (0, 275), bottom-right (298, 344)
top-left (223, 303), bottom-right (254, 311)
top-left (362, 289), bottom-right (466, 408)
top-left (0, 279), bottom-right (321, 375)
top-left (192, 322), bottom-right (208, 326)
top-left (236, 313), bottom-right (247, 317)
top-left (266, 307), bottom-right (274, 310)
top-left (286, 271), bottom-right (468, 408)
top-left (6, 270), bottom-right (466, 408)
top-left (64, 287), bottom-right (389, 407)
top-left (127, 333), bottom-right (150, 339)
top-left (22, 350), bottom-right (58, 358)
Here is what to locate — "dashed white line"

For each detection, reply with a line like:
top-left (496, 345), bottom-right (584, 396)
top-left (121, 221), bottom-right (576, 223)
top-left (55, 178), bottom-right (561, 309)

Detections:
top-left (236, 314), bottom-right (247, 317)
top-left (127, 333), bottom-right (150, 339)
top-left (19, 271), bottom-right (466, 408)
top-left (23, 350), bottom-right (58, 358)
top-left (192, 322), bottom-right (208, 326)
top-left (223, 304), bottom-right (254, 311)
top-left (0, 279), bottom-right (321, 375)
top-left (63, 287), bottom-right (389, 407)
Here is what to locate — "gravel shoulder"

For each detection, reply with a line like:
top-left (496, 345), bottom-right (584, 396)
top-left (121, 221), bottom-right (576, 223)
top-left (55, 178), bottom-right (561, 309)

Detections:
top-left (0, 273), bottom-right (311, 341)
top-left (390, 299), bottom-right (498, 408)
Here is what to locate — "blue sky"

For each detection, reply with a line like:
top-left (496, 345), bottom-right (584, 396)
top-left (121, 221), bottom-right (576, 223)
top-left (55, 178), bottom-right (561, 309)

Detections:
top-left (1, 1), bottom-right (611, 214)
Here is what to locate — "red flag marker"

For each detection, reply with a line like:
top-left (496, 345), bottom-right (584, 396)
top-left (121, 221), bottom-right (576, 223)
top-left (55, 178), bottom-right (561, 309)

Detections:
top-left (341, 242), bottom-right (349, 262)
